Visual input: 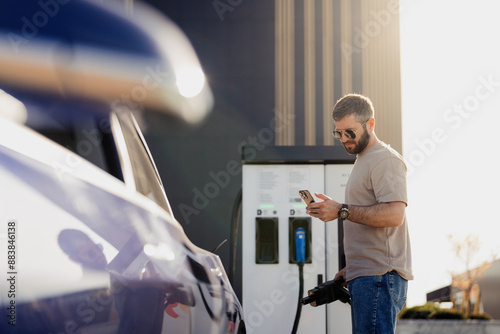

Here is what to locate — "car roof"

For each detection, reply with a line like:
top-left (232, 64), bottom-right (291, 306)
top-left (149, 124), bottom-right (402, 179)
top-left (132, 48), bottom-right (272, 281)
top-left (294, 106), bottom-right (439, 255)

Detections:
top-left (0, 0), bottom-right (213, 123)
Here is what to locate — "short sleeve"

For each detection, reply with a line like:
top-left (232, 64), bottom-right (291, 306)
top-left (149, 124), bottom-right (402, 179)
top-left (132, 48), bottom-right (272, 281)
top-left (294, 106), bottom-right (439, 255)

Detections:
top-left (370, 156), bottom-right (408, 205)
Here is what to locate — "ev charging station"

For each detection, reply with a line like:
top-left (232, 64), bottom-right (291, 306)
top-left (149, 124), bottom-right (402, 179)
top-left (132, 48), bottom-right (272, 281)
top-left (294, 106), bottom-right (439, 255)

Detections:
top-left (242, 146), bottom-right (355, 333)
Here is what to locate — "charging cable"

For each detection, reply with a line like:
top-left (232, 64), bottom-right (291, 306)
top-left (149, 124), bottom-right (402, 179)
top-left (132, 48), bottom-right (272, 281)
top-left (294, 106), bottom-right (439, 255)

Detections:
top-left (291, 228), bottom-right (306, 334)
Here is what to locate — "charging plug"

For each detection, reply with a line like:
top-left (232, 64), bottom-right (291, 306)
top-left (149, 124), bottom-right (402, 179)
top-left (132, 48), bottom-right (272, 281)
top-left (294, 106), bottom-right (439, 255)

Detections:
top-left (289, 218), bottom-right (311, 264)
top-left (295, 227), bottom-right (306, 263)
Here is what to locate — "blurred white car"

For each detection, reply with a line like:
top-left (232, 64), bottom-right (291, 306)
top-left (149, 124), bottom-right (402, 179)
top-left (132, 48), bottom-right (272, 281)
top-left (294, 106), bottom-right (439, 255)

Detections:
top-left (0, 1), bottom-right (244, 333)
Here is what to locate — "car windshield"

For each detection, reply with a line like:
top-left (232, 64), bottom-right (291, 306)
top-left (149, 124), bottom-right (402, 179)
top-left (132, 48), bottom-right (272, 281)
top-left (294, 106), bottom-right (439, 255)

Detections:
top-left (3, 90), bottom-right (173, 216)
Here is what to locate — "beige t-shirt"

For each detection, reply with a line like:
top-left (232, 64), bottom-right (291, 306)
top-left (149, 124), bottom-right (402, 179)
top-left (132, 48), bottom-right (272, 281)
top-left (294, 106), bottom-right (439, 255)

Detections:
top-left (344, 141), bottom-right (413, 282)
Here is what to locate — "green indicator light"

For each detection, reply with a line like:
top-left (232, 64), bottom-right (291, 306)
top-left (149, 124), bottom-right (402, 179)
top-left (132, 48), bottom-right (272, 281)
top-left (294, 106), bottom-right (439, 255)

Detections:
top-left (260, 204), bottom-right (275, 209)
top-left (293, 203), bottom-right (306, 209)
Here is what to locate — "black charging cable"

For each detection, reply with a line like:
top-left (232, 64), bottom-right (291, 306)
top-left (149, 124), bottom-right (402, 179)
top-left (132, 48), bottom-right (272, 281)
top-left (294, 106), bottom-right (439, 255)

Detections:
top-left (291, 262), bottom-right (304, 334)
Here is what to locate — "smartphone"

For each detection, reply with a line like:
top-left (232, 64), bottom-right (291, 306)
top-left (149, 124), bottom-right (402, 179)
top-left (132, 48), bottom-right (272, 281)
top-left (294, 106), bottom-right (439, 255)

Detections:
top-left (299, 190), bottom-right (315, 205)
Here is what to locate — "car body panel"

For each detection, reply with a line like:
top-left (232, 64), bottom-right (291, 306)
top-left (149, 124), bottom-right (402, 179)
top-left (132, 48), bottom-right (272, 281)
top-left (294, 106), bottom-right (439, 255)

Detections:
top-left (0, 113), bottom-right (243, 333)
top-left (0, 0), bottom-right (244, 332)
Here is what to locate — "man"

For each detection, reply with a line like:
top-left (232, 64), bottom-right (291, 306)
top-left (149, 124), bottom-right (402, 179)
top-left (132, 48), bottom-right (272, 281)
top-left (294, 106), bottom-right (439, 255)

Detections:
top-left (58, 229), bottom-right (109, 272)
top-left (306, 94), bottom-right (413, 333)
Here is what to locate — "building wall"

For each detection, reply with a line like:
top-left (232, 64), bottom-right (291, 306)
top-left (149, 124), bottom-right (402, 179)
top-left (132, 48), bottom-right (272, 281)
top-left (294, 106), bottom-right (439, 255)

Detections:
top-left (480, 261), bottom-right (500, 319)
top-left (142, 0), bottom-right (403, 298)
top-left (274, 0), bottom-right (403, 153)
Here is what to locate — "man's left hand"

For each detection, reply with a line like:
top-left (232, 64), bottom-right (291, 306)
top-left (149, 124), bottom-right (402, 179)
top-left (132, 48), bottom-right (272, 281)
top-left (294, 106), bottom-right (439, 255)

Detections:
top-left (306, 193), bottom-right (342, 222)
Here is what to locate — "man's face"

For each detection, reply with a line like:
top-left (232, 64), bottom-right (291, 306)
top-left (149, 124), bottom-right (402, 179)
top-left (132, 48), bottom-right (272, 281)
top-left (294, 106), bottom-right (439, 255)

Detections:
top-left (75, 241), bottom-right (108, 271)
top-left (334, 115), bottom-right (370, 155)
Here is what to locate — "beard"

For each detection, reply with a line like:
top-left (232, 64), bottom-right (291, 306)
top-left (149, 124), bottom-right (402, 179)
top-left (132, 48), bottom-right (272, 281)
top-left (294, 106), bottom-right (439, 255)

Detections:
top-left (342, 129), bottom-right (370, 155)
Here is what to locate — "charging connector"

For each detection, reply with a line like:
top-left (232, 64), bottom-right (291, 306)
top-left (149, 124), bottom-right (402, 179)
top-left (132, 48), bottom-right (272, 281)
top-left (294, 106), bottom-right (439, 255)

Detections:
top-left (291, 228), bottom-right (306, 334)
top-left (295, 228), bottom-right (306, 263)
top-left (301, 276), bottom-right (351, 307)
top-left (289, 218), bottom-right (311, 264)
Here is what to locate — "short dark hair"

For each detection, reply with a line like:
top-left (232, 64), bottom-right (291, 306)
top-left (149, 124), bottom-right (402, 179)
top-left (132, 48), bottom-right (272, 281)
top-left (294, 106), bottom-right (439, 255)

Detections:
top-left (332, 93), bottom-right (374, 122)
top-left (58, 229), bottom-right (93, 258)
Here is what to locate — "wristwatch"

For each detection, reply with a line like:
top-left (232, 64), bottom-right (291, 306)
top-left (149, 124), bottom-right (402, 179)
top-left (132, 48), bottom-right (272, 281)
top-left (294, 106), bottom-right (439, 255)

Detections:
top-left (338, 204), bottom-right (349, 220)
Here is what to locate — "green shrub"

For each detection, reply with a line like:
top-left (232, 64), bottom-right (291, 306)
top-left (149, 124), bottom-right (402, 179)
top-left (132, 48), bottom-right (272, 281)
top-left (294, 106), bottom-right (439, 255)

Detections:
top-left (428, 310), bottom-right (465, 320)
top-left (399, 303), bottom-right (441, 320)
top-left (399, 309), bottom-right (432, 319)
top-left (399, 303), bottom-right (493, 321)
top-left (468, 313), bottom-right (492, 320)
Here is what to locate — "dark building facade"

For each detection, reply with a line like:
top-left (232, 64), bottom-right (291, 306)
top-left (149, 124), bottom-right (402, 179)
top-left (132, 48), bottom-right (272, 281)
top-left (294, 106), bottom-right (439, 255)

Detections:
top-left (141, 0), bottom-right (403, 298)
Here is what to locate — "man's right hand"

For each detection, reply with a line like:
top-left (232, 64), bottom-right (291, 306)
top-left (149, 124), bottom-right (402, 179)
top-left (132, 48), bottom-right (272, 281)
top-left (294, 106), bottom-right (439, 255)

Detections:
top-left (335, 267), bottom-right (347, 287)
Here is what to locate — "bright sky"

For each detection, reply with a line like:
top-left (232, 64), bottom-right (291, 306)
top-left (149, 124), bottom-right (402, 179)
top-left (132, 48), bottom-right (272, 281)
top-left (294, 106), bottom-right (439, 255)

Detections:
top-left (400, 0), bottom-right (500, 306)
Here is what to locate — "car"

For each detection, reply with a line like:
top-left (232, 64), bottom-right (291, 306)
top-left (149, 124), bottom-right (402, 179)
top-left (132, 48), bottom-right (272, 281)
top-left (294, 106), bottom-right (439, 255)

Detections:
top-left (0, 1), bottom-right (245, 333)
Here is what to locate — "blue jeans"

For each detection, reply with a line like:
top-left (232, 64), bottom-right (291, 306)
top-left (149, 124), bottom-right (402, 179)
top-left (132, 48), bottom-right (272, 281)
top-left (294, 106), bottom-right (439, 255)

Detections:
top-left (347, 271), bottom-right (407, 334)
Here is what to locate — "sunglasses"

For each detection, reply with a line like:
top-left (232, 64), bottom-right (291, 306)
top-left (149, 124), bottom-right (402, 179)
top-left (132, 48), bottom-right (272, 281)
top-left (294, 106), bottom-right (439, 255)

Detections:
top-left (332, 121), bottom-right (367, 140)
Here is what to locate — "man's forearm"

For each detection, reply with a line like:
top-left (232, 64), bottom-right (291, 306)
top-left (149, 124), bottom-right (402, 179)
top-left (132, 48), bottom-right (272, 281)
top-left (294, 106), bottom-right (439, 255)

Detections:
top-left (306, 194), bottom-right (406, 227)
top-left (347, 202), bottom-right (406, 228)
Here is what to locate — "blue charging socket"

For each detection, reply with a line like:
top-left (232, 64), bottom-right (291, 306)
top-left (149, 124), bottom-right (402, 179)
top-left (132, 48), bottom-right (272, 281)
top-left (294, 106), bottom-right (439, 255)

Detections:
top-left (295, 227), bottom-right (306, 263)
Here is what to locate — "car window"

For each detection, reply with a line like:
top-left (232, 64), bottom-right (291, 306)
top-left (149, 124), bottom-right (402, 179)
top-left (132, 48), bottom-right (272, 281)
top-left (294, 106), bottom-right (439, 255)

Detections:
top-left (2, 91), bottom-right (124, 181)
